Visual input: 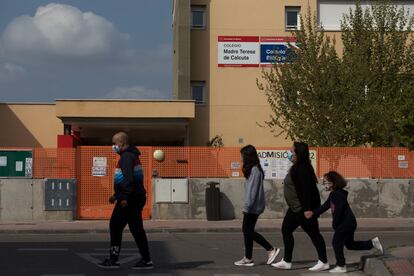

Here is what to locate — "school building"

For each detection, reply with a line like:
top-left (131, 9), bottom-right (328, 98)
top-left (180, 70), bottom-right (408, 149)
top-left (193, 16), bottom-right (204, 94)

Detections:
top-left (8, 0), bottom-right (414, 148)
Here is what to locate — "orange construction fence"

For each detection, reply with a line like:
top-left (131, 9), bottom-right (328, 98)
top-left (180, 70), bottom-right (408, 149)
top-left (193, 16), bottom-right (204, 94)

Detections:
top-left (0, 146), bottom-right (412, 180)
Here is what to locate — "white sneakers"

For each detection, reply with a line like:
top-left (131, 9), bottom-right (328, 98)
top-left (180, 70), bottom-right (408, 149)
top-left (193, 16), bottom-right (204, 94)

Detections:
top-left (266, 247), bottom-right (280, 265)
top-left (372, 237), bottom-right (384, 254)
top-left (329, 265), bottom-right (347, 273)
top-left (234, 257), bottom-right (254, 267)
top-left (271, 259), bottom-right (292, 269)
top-left (271, 259), bottom-right (329, 271)
top-left (309, 260), bottom-right (330, 271)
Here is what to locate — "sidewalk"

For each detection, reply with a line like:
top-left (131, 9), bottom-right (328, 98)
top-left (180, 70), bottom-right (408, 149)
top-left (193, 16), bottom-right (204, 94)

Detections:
top-left (0, 218), bottom-right (413, 234)
top-left (363, 246), bottom-right (414, 276)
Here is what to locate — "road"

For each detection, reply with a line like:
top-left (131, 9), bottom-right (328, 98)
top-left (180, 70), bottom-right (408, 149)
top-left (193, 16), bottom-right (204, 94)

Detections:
top-left (1, 230), bottom-right (413, 276)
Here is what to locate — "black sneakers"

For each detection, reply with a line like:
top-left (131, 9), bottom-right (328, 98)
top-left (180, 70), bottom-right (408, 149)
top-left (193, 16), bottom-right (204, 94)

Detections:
top-left (97, 258), bottom-right (120, 269)
top-left (131, 260), bottom-right (154, 270)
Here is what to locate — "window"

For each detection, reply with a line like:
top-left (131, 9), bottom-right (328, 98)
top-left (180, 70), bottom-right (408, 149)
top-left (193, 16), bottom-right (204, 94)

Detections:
top-left (191, 5), bottom-right (206, 29)
top-left (317, 1), bottom-right (414, 31)
top-left (191, 81), bottom-right (205, 104)
top-left (285, 7), bottom-right (301, 30)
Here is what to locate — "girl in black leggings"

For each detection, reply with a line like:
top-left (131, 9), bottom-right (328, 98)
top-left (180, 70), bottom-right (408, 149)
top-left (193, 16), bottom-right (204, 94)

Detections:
top-left (308, 171), bottom-right (384, 273)
top-left (234, 145), bottom-right (280, 267)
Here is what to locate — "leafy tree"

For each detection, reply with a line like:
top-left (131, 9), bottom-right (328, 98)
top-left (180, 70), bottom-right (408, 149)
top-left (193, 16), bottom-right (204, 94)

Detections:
top-left (258, 0), bottom-right (414, 147)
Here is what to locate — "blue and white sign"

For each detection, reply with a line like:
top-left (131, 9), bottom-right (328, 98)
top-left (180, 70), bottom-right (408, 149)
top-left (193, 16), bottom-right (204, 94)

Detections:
top-left (260, 37), bottom-right (298, 66)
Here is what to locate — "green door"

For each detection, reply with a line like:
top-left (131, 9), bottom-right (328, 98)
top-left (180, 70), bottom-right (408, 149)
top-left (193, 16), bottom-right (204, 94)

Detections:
top-left (0, 150), bottom-right (33, 178)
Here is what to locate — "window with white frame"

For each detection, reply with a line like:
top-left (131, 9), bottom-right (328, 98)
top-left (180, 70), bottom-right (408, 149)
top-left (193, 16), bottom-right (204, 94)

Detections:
top-left (191, 5), bottom-right (206, 29)
top-left (191, 81), bottom-right (205, 104)
top-left (285, 7), bottom-right (301, 30)
top-left (318, 1), bottom-right (414, 31)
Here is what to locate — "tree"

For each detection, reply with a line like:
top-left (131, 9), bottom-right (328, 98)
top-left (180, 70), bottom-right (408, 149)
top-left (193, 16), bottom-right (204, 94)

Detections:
top-left (257, 0), bottom-right (414, 147)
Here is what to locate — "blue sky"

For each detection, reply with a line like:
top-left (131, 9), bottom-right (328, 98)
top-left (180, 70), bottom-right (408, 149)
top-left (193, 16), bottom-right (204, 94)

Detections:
top-left (0, 0), bottom-right (173, 102)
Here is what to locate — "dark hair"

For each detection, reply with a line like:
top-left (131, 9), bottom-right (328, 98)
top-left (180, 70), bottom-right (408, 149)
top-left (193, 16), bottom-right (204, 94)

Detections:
top-left (290, 141), bottom-right (317, 182)
top-left (324, 171), bottom-right (347, 190)
top-left (240, 145), bottom-right (264, 179)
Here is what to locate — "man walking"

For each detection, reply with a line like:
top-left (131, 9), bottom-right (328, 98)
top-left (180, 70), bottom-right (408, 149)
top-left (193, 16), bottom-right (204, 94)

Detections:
top-left (98, 132), bottom-right (153, 270)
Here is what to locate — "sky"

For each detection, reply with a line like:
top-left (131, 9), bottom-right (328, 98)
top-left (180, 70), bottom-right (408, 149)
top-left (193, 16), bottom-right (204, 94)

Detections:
top-left (0, 0), bottom-right (173, 102)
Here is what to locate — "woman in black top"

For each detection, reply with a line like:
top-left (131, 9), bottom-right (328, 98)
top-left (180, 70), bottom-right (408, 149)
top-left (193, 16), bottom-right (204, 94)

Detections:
top-left (272, 142), bottom-right (328, 271)
top-left (307, 171), bottom-right (384, 273)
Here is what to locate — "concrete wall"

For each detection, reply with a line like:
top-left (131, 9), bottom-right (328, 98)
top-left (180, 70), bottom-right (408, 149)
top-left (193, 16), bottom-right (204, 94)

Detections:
top-left (152, 178), bottom-right (414, 220)
top-left (0, 179), bottom-right (74, 222)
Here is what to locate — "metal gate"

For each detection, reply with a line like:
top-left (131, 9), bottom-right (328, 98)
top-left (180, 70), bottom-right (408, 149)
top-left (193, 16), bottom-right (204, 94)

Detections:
top-left (78, 146), bottom-right (152, 219)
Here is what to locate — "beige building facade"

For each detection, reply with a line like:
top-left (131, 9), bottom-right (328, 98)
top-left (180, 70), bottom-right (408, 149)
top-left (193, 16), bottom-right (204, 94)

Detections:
top-left (174, 0), bottom-right (318, 147)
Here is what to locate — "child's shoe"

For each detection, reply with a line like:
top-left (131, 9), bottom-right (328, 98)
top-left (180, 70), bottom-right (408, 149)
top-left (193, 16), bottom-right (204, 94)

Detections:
top-left (372, 237), bottom-right (384, 254)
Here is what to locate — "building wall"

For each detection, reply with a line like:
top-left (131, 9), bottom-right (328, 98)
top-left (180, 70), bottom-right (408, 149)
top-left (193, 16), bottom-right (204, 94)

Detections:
top-left (189, 0), bottom-right (318, 147)
top-left (172, 0), bottom-right (192, 100)
top-left (0, 104), bottom-right (61, 148)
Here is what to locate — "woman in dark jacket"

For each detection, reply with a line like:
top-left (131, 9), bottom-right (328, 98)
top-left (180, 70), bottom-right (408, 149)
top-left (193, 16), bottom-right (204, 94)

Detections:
top-left (272, 142), bottom-right (328, 271)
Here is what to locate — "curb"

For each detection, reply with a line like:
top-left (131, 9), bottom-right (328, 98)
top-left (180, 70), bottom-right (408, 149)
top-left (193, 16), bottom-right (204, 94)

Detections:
top-left (362, 255), bottom-right (392, 276)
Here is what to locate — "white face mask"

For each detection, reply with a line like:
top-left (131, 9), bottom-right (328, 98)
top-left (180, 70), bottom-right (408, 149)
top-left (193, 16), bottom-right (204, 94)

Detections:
top-left (112, 144), bottom-right (121, 153)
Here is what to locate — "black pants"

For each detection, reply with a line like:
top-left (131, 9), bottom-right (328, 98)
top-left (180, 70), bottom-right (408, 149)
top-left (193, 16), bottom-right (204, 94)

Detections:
top-left (109, 196), bottom-right (151, 262)
top-left (333, 228), bottom-right (373, 266)
top-left (281, 209), bottom-right (327, 263)
top-left (243, 213), bottom-right (273, 259)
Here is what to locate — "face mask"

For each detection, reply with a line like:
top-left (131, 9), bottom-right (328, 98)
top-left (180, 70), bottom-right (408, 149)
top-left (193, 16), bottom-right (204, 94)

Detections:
top-left (112, 144), bottom-right (121, 153)
top-left (287, 150), bottom-right (294, 162)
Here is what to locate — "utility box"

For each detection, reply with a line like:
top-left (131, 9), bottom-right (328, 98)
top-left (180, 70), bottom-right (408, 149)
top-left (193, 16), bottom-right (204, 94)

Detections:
top-left (0, 150), bottom-right (33, 178)
top-left (155, 178), bottom-right (188, 203)
top-left (45, 179), bottom-right (77, 211)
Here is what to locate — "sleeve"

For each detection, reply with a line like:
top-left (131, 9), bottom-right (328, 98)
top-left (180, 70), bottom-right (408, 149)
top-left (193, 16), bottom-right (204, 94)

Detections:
top-left (244, 167), bottom-right (261, 213)
top-left (313, 194), bottom-right (331, 218)
top-left (293, 166), bottom-right (313, 211)
top-left (331, 192), bottom-right (346, 229)
top-left (116, 153), bottom-right (135, 200)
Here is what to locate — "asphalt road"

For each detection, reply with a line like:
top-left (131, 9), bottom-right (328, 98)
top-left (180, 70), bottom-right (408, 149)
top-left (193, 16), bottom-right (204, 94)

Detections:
top-left (1, 230), bottom-right (413, 276)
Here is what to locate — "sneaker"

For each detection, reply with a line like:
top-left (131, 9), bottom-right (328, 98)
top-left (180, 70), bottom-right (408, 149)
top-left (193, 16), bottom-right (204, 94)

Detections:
top-left (234, 257), bottom-right (254, 267)
top-left (96, 258), bottom-right (120, 269)
top-left (309, 260), bottom-right (330, 271)
top-left (271, 259), bottom-right (292, 269)
top-left (329, 266), bottom-right (347, 273)
top-left (131, 260), bottom-right (154, 270)
top-left (266, 247), bottom-right (280, 265)
top-left (372, 237), bottom-right (384, 254)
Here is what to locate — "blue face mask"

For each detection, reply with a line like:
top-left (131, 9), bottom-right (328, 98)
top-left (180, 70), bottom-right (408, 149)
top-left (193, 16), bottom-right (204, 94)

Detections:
top-left (112, 144), bottom-right (121, 153)
top-left (287, 150), bottom-right (294, 162)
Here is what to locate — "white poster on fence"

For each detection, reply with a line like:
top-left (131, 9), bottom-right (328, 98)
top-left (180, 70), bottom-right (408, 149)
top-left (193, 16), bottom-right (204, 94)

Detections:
top-left (92, 157), bottom-right (107, 177)
top-left (257, 150), bottom-right (317, 179)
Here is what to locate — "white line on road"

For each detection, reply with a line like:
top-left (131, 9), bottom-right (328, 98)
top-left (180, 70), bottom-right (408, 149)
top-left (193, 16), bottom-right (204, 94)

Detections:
top-left (41, 274), bottom-right (85, 276)
top-left (215, 274), bottom-right (260, 276)
top-left (77, 252), bottom-right (140, 265)
top-left (18, 248), bottom-right (69, 251)
top-left (94, 248), bottom-right (139, 251)
top-left (129, 274), bottom-right (172, 276)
